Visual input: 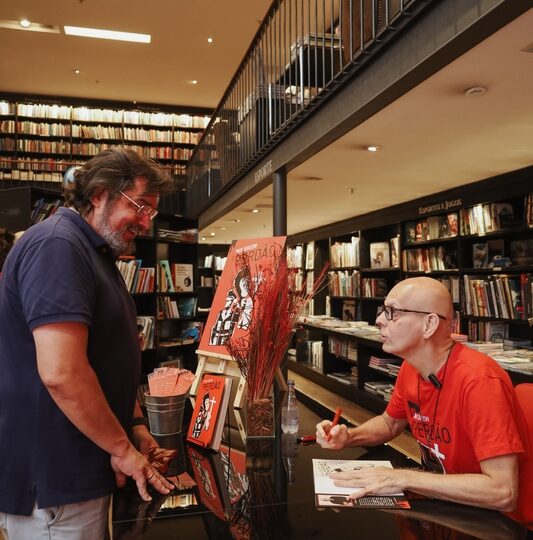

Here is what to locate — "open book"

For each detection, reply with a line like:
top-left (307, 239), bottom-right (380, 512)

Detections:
top-left (313, 459), bottom-right (411, 509)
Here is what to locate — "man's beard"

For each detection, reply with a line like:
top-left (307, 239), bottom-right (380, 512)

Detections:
top-left (96, 199), bottom-right (137, 257)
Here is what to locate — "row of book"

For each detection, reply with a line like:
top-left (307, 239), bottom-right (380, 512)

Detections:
top-left (467, 321), bottom-right (509, 343)
top-left (157, 261), bottom-right (194, 293)
top-left (364, 381), bottom-right (395, 401)
top-left (403, 245), bottom-right (458, 272)
top-left (30, 197), bottom-right (63, 224)
top-left (327, 335), bottom-right (358, 361)
top-left (330, 237), bottom-right (359, 268)
top-left (462, 273), bottom-right (530, 320)
top-left (123, 127), bottom-right (201, 144)
top-left (157, 228), bottom-right (198, 243)
top-left (327, 368), bottom-right (358, 386)
top-left (0, 157), bottom-right (84, 172)
top-left (328, 270), bottom-right (360, 297)
top-left (361, 277), bottom-right (388, 298)
top-left (157, 295), bottom-right (197, 320)
top-left (473, 238), bottom-right (533, 268)
top-left (405, 212), bottom-right (459, 243)
top-left (202, 254), bottom-right (227, 270)
top-left (116, 258), bottom-right (155, 293)
top-left (6, 102), bottom-right (210, 129)
top-left (460, 202), bottom-right (518, 236)
top-left (296, 339), bottom-right (324, 369)
top-left (368, 355), bottom-right (401, 377)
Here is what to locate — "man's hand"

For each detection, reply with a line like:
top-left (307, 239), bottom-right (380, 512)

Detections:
top-left (316, 420), bottom-right (349, 450)
top-left (330, 466), bottom-right (406, 499)
top-left (110, 443), bottom-right (174, 502)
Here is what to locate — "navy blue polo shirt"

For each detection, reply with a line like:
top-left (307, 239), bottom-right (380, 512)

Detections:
top-left (0, 207), bottom-right (140, 515)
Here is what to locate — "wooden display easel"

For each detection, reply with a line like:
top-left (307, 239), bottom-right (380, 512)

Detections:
top-left (190, 350), bottom-right (287, 443)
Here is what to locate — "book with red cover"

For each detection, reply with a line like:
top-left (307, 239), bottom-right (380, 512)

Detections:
top-left (197, 236), bottom-right (287, 358)
top-left (186, 373), bottom-right (232, 450)
top-left (187, 444), bottom-right (231, 521)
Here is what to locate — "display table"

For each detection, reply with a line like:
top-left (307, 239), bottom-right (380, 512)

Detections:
top-left (112, 404), bottom-right (530, 539)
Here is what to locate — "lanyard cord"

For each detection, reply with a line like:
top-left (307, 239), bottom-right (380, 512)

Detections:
top-left (416, 343), bottom-right (455, 446)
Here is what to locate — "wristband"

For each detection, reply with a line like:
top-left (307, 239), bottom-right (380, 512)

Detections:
top-left (132, 417), bottom-right (149, 428)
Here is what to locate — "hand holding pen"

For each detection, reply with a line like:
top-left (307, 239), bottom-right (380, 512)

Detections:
top-left (315, 406), bottom-right (346, 449)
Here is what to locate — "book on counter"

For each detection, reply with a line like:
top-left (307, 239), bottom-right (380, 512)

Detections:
top-left (186, 373), bottom-right (232, 451)
top-left (313, 459), bottom-right (411, 509)
top-left (187, 444), bottom-right (231, 521)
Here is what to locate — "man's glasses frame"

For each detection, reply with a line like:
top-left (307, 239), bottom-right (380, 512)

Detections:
top-left (378, 305), bottom-right (446, 321)
top-left (119, 191), bottom-right (158, 221)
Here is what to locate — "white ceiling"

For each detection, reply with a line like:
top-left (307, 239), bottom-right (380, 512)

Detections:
top-left (1, 3), bottom-right (532, 245)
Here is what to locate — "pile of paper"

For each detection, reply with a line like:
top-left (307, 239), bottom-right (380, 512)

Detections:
top-left (148, 367), bottom-right (195, 397)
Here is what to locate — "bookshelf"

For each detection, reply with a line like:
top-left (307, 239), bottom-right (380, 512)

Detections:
top-left (288, 168), bottom-right (533, 415)
top-left (197, 244), bottom-right (230, 315)
top-left (0, 95), bottom-right (211, 184)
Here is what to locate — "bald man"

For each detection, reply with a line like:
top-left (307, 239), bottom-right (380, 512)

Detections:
top-left (316, 277), bottom-right (527, 514)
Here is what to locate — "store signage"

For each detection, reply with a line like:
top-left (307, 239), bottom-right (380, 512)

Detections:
top-left (254, 160), bottom-right (273, 184)
top-left (418, 198), bottom-right (462, 215)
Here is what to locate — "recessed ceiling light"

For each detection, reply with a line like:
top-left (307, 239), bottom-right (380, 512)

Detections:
top-left (74, 69), bottom-right (80, 74)
top-left (207, 37), bottom-right (213, 44)
top-left (464, 85), bottom-right (487, 97)
top-left (251, 209), bottom-right (259, 213)
top-left (190, 80), bottom-right (198, 85)
top-left (233, 219), bottom-right (241, 223)
top-left (219, 226), bottom-right (227, 231)
top-left (0, 19), bottom-right (59, 33)
top-left (367, 145), bottom-right (380, 152)
top-left (210, 232), bottom-right (216, 236)
top-left (64, 25), bottom-right (151, 43)
top-left (201, 236), bottom-right (206, 241)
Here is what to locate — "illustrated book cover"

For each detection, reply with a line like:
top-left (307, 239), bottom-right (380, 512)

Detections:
top-left (313, 459), bottom-right (411, 509)
top-left (197, 236), bottom-right (287, 358)
top-left (173, 263), bottom-right (194, 292)
top-left (186, 373), bottom-right (232, 450)
top-left (369, 242), bottom-right (390, 269)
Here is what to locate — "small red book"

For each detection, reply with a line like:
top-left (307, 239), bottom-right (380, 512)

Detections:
top-left (186, 373), bottom-right (232, 450)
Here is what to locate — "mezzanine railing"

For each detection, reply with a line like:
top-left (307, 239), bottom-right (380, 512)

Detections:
top-left (186, 0), bottom-right (430, 216)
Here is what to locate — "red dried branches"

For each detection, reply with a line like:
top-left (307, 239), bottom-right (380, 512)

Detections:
top-left (226, 250), bottom-right (328, 401)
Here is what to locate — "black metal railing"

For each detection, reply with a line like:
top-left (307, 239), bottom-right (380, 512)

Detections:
top-left (186, 0), bottom-right (427, 216)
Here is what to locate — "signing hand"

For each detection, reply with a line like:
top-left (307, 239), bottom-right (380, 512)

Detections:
top-left (316, 420), bottom-right (349, 450)
top-left (330, 466), bottom-right (406, 499)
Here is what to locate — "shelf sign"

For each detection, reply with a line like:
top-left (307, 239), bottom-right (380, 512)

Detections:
top-left (418, 198), bottom-right (462, 216)
top-left (254, 160), bottom-right (273, 184)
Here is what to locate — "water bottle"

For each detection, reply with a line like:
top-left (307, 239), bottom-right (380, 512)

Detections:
top-left (281, 379), bottom-right (299, 434)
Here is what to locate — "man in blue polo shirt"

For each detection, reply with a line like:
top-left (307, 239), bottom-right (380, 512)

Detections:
top-left (0, 148), bottom-right (175, 539)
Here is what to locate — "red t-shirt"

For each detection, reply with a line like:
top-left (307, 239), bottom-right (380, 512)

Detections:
top-left (386, 342), bottom-right (525, 475)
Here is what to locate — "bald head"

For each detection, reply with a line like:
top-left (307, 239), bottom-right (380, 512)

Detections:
top-left (387, 277), bottom-right (453, 322)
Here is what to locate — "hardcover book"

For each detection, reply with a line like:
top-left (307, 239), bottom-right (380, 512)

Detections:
top-left (369, 242), bottom-right (390, 269)
top-left (173, 263), bottom-right (194, 292)
top-left (313, 459), bottom-right (411, 509)
top-left (186, 373), bottom-right (232, 450)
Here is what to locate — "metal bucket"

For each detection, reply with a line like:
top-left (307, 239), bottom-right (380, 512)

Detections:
top-left (144, 392), bottom-right (186, 436)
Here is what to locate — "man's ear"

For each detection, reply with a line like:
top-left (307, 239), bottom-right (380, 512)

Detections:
top-left (90, 188), bottom-right (108, 209)
top-left (423, 313), bottom-right (440, 339)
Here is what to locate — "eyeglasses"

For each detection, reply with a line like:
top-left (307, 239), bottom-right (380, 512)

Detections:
top-left (377, 305), bottom-right (446, 321)
top-left (119, 191), bottom-right (158, 221)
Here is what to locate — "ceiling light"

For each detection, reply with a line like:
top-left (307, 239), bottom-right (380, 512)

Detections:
top-left (19, 19), bottom-right (31, 28)
top-left (201, 236), bottom-right (206, 241)
top-left (207, 37), bottom-right (213, 44)
top-left (210, 232), bottom-right (216, 236)
top-left (464, 86), bottom-right (487, 97)
top-left (367, 145), bottom-right (380, 152)
top-left (74, 69), bottom-right (80, 74)
top-left (219, 226), bottom-right (227, 231)
top-left (64, 25), bottom-right (151, 43)
top-left (190, 80), bottom-right (198, 85)
top-left (233, 219), bottom-right (240, 223)
top-left (251, 209), bottom-right (259, 213)
top-left (0, 19), bottom-right (60, 33)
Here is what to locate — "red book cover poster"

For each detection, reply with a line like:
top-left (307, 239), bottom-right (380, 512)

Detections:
top-left (197, 236), bottom-right (287, 358)
top-left (187, 373), bottom-right (231, 450)
top-left (187, 445), bottom-right (230, 521)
